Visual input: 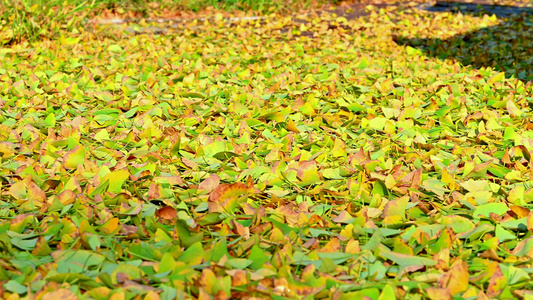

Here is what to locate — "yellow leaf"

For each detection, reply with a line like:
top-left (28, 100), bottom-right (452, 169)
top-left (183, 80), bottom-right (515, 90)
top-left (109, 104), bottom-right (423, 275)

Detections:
top-left (346, 239), bottom-right (361, 254)
top-left (296, 160), bottom-right (321, 185)
top-left (183, 73), bottom-right (195, 87)
top-left (382, 196), bottom-right (409, 225)
top-left (331, 138), bottom-right (346, 157)
top-left (103, 169), bottom-right (130, 193)
top-left (486, 264), bottom-right (507, 298)
top-left (101, 218), bottom-right (120, 235)
top-left (441, 168), bottom-right (456, 190)
top-left (487, 72), bottom-right (505, 84)
top-left (426, 288), bottom-right (451, 300)
top-left (287, 119), bottom-right (300, 133)
top-left (506, 99), bottom-right (522, 118)
top-left (0, 142), bottom-right (16, 158)
top-left (63, 145), bottom-right (85, 169)
top-left (438, 260), bottom-right (468, 295)
top-left (42, 289), bottom-right (78, 300)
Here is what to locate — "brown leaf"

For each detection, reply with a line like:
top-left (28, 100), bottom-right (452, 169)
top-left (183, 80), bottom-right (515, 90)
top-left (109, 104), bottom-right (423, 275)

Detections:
top-left (198, 174), bottom-right (220, 192)
top-left (120, 225), bottom-right (138, 237)
top-left (246, 175), bottom-right (254, 188)
top-left (156, 206), bottom-right (177, 220)
top-left (479, 249), bottom-right (502, 262)
top-left (433, 248), bottom-right (450, 271)
top-left (232, 219), bottom-right (249, 239)
top-left (507, 98), bottom-right (522, 118)
top-left (273, 278), bottom-right (291, 296)
top-left (214, 290), bottom-right (230, 300)
top-left (397, 168), bottom-right (422, 190)
top-left (147, 183), bottom-right (162, 200)
top-left (198, 288), bottom-right (211, 300)
top-left (116, 272), bottom-right (129, 283)
top-left (250, 222), bottom-right (272, 234)
top-left (527, 212), bottom-right (533, 231)
top-left (502, 149), bottom-right (512, 164)
top-left (489, 212), bottom-right (502, 223)
top-left (123, 280), bottom-right (157, 291)
top-left (182, 157), bottom-right (198, 169)
top-left (302, 237), bottom-right (319, 250)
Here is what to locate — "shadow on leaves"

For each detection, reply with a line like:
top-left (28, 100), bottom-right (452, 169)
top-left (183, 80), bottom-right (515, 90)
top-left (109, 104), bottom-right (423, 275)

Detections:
top-left (393, 1), bottom-right (533, 82)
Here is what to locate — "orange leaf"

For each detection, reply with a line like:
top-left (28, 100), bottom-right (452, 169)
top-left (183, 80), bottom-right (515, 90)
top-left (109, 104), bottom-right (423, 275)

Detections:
top-left (58, 190), bottom-right (76, 205)
top-left (231, 270), bottom-right (248, 287)
top-left (208, 182), bottom-right (253, 203)
top-left (208, 182), bottom-right (254, 213)
top-left (527, 211), bottom-right (533, 231)
top-left (426, 287), bottom-right (451, 300)
top-left (346, 239), bottom-right (361, 254)
top-left (318, 237), bottom-right (341, 253)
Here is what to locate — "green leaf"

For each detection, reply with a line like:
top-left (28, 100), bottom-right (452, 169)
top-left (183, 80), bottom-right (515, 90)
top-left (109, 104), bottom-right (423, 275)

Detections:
top-left (495, 224), bottom-right (516, 243)
top-left (108, 45), bottom-right (123, 53)
top-left (379, 246), bottom-right (435, 267)
top-left (226, 258), bottom-right (253, 269)
top-left (473, 203), bottom-right (508, 218)
top-left (111, 264), bottom-right (143, 284)
top-left (178, 242), bottom-right (204, 265)
top-left (249, 245), bottom-right (270, 270)
top-left (357, 57), bottom-right (370, 68)
top-left (4, 280), bottom-right (28, 294)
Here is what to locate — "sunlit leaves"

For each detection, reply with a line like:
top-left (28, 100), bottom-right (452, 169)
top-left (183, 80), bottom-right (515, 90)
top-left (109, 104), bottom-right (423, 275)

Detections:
top-left (1, 1), bottom-right (533, 298)
top-left (63, 145), bottom-right (85, 169)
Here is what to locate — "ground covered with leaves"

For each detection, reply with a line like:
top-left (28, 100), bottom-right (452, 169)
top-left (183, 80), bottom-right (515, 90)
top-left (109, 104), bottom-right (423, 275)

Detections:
top-left (2, 1), bottom-right (533, 299)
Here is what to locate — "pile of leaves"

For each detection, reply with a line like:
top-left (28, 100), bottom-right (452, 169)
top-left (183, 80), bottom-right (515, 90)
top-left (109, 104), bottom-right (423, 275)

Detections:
top-left (1, 2), bottom-right (533, 299)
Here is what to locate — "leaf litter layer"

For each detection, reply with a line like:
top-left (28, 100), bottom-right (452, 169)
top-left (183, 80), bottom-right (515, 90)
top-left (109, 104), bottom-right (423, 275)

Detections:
top-left (1, 2), bottom-right (533, 299)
